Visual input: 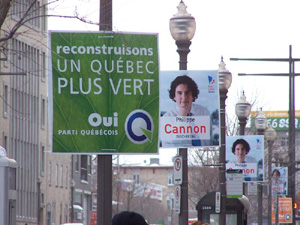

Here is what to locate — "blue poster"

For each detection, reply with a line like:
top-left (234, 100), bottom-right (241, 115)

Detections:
top-left (159, 70), bottom-right (220, 148)
top-left (272, 167), bottom-right (288, 195)
top-left (226, 135), bottom-right (264, 182)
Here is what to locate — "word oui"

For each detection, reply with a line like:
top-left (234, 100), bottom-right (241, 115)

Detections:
top-left (88, 112), bottom-right (118, 127)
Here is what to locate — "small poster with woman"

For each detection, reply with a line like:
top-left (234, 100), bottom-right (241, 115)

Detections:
top-left (226, 135), bottom-right (264, 181)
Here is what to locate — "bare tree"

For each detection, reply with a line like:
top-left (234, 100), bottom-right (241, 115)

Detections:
top-left (0, 0), bottom-right (99, 45)
top-left (227, 87), bottom-right (269, 136)
top-left (188, 148), bottom-right (219, 206)
top-left (112, 176), bottom-right (171, 224)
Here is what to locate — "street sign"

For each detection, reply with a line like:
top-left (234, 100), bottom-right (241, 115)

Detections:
top-left (90, 211), bottom-right (97, 225)
top-left (173, 156), bottom-right (183, 185)
top-left (215, 192), bottom-right (221, 213)
top-left (174, 185), bottom-right (181, 214)
top-left (248, 182), bottom-right (258, 195)
top-left (226, 169), bottom-right (243, 198)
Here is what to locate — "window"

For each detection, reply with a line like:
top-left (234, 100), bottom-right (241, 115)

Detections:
top-left (60, 203), bottom-right (63, 225)
top-left (41, 51), bottom-right (46, 82)
top-left (3, 84), bottom-right (8, 117)
top-left (55, 164), bottom-right (59, 186)
top-left (41, 193), bottom-right (45, 208)
top-left (60, 165), bottom-right (63, 187)
top-left (52, 203), bottom-right (56, 225)
top-left (65, 166), bottom-right (68, 188)
top-left (42, 5), bottom-right (47, 33)
top-left (168, 171), bottom-right (174, 186)
top-left (88, 155), bottom-right (91, 175)
top-left (2, 38), bottom-right (8, 67)
top-left (64, 204), bottom-right (68, 223)
top-left (48, 162), bottom-right (52, 185)
top-left (133, 173), bottom-right (140, 184)
top-left (75, 155), bottom-right (79, 172)
top-left (41, 98), bottom-right (46, 128)
top-left (74, 191), bottom-right (82, 205)
top-left (11, 0), bottom-right (41, 28)
top-left (3, 133), bottom-right (8, 151)
top-left (41, 144), bottom-right (45, 174)
top-left (81, 155), bottom-right (88, 181)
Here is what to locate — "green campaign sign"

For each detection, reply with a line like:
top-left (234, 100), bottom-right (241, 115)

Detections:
top-left (49, 31), bottom-right (159, 154)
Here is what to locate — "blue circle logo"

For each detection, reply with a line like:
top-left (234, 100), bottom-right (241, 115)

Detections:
top-left (285, 213), bottom-right (291, 220)
top-left (125, 110), bottom-right (153, 144)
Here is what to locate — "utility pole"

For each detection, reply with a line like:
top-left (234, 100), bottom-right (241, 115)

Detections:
top-left (97, 1), bottom-right (113, 225)
top-left (231, 45), bottom-right (300, 224)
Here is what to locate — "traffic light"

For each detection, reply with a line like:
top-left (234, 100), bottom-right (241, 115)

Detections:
top-left (294, 203), bottom-right (298, 209)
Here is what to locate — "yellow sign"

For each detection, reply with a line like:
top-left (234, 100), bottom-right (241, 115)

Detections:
top-left (251, 110), bottom-right (300, 118)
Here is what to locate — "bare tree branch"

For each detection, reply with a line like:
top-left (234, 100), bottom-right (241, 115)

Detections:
top-left (0, 0), bottom-right (99, 43)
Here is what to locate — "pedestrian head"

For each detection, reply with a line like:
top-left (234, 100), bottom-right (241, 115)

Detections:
top-left (112, 211), bottom-right (148, 225)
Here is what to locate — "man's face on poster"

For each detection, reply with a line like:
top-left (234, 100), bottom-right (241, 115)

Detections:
top-left (234, 143), bottom-right (247, 163)
top-left (173, 84), bottom-right (193, 114)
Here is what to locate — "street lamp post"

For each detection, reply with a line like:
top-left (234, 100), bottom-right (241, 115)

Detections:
top-left (235, 91), bottom-right (251, 209)
top-left (218, 58), bottom-right (232, 225)
top-left (231, 46), bottom-right (299, 224)
top-left (235, 91), bottom-right (251, 136)
top-left (255, 109), bottom-right (268, 225)
top-left (265, 126), bottom-right (277, 225)
top-left (169, 2), bottom-right (196, 225)
top-left (98, 1), bottom-right (113, 225)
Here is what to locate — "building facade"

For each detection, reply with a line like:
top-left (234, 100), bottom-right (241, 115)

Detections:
top-left (71, 155), bottom-right (93, 225)
top-left (0, 1), bottom-right (74, 224)
top-left (113, 158), bottom-right (176, 225)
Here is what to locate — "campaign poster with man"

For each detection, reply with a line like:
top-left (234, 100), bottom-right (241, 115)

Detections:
top-left (159, 70), bottom-right (220, 148)
top-left (271, 167), bottom-right (288, 195)
top-left (226, 135), bottom-right (264, 182)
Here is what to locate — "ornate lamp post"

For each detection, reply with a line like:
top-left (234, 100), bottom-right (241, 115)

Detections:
top-left (255, 109), bottom-right (268, 225)
top-left (169, 2), bottom-right (196, 225)
top-left (218, 57), bottom-right (232, 225)
top-left (265, 126), bottom-right (277, 225)
top-left (170, 0), bottom-right (196, 70)
top-left (255, 109), bottom-right (268, 135)
top-left (235, 91), bottom-right (251, 136)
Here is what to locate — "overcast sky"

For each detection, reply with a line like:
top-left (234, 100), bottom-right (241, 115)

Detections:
top-left (48, 0), bottom-right (300, 164)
